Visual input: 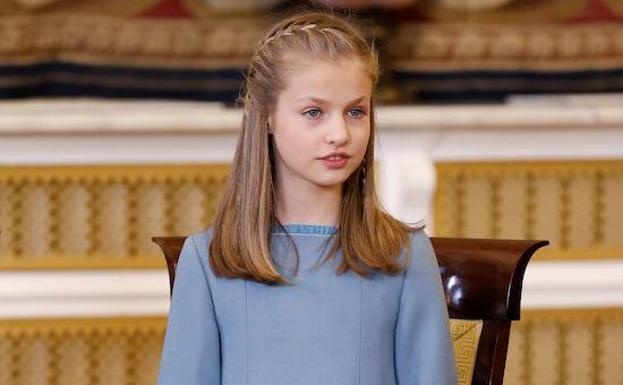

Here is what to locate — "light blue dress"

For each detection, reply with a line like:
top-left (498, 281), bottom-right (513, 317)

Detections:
top-left (157, 224), bottom-right (457, 385)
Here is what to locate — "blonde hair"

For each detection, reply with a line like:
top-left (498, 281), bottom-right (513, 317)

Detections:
top-left (209, 11), bottom-right (419, 285)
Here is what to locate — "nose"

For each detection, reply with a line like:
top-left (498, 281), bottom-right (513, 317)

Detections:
top-left (325, 115), bottom-right (350, 146)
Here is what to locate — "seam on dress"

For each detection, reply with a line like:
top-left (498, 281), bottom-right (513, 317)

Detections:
top-left (189, 235), bottom-right (221, 330)
top-left (189, 235), bottom-right (224, 382)
top-left (358, 278), bottom-right (364, 385)
top-left (245, 280), bottom-right (249, 385)
top-left (321, 275), bottom-right (326, 385)
top-left (393, 234), bottom-right (413, 384)
top-left (189, 236), bottom-right (209, 285)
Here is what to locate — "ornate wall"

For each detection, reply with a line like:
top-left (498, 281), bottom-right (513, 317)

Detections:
top-left (434, 160), bottom-right (623, 260)
top-left (0, 165), bottom-right (228, 269)
top-left (0, 100), bottom-right (621, 385)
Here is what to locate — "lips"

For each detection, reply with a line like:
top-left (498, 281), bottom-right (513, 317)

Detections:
top-left (319, 152), bottom-right (350, 170)
top-left (319, 152), bottom-right (351, 160)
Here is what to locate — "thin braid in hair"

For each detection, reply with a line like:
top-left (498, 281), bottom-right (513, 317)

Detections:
top-left (257, 23), bottom-right (343, 50)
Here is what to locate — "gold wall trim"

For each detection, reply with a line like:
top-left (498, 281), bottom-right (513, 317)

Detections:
top-left (0, 14), bottom-right (265, 69)
top-left (388, 22), bottom-right (623, 71)
top-left (2, 12), bottom-right (622, 72)
top-left (0, 316), bottom-right (166, 385)
top-left (506, 307), bottom-right (623, 385)
top-left (435, 160), bottom-right (623, 176)
top-left (0, 164), bottom-right (229, 270)
top-left (412, 0), bottom-right (588, 23)
top-left (0, 0), bottom-right (161, 16)
top-left (522, 307), bottom-right (623, 321)
top-left (434, 160), bottom-right (623, 260)
top-left (0, 164), bottom-right (231, 182)
top-left (0, 316), bottom-right (166, 335)
top-left (0, 257), bottom-right (165, 270)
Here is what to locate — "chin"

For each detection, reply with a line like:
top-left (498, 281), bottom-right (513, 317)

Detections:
top-left (311, 174), bottom-right (352, 189)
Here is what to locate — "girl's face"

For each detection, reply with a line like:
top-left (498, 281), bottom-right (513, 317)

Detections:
top-left (269, 56), bottom-right (372, 193)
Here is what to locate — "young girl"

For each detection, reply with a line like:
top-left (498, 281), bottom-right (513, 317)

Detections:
top-left (157, 11), bottom-right (457, 385)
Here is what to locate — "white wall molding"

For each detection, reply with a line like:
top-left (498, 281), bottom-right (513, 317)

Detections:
top-left (522, 260), bottom-right (623, 309)
top-left (0, 270), bottom-right (170, 319)
top-left (1, 100), bottom-right (622, 166)
top-left (2, 99), bottom-right (623, 134)
top-left (0, 261), bottom-right (621, 318)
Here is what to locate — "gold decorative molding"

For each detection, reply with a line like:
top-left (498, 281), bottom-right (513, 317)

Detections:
top-left (505, 307), bottom-right (623, 385)
top-left (0, 14), bottom-right (265, 68)
top-left (387, 22), bottom-right (623, 71)
top-left (0, 316), bottom-right (165, 385)
top-left (2, 11), bottom-right (622, 73)
top-left (412, 0), bottom-right (590, 23)
top-left (434, 160), bottom-right (623, 260)
top-left (0, 164), bottom-right (229, 270)
top-left (0, 0), bottom-right (161, 16)
top-left (0, 0), bottom-right (271, 17)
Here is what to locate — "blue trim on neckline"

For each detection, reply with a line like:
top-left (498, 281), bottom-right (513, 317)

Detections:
top-left (270, 223), bottom-right (338, 235)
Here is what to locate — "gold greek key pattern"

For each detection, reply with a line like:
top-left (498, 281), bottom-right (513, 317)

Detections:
top-left (450, 319), bottom-right (482, 385)
top-left (435, 160), bottom-right (623, 260)
top-left (0, 165), bottom-right (229, 270)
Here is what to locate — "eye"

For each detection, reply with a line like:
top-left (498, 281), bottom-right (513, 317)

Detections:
top-left (303, 108), bottom-right (322, 120)
top-left (348, 108), bottom-right (367, 119)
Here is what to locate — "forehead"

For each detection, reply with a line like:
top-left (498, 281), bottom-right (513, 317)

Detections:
top-left (278, 56), bottom-right (373, 102)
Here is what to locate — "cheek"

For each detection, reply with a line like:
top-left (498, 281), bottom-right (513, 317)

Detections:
top-left (273, 118), bottom-right (315, 162)
top-left (354, 124), bottom-right (371, 153)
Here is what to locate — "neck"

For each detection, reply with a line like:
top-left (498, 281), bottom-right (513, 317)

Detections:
top-left (274, 180), bottom-right (342, 226)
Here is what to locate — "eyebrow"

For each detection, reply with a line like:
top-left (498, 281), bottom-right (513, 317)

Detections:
top-left (296, 96), bottom-right (369, 105)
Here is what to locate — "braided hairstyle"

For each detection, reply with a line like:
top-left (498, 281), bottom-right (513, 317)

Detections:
top-left (210, 11), bottom-right (414, 285)
top-left (242, 12), bottom-right (379, 116)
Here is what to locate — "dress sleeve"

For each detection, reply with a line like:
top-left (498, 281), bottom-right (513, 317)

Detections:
top-left (157, 235), bottom-right (221, 385)
top-left (394, 230), bottom-right (457, 385)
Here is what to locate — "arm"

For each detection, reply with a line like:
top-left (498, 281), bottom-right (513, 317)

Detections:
top-left (158, 236), bottom-right (221, 385)
top-left (394, 230), bottom-right (457, 385)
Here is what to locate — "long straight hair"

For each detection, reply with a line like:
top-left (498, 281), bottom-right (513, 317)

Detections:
top-left (209, 11), bottom-right (421, 285)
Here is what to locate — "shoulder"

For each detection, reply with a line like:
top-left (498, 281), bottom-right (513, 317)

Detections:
top-left (180, 227), bottom-right (215, 275)
top-left (402, 224), bottom-right (438, 275)
top-left (408, 224), bottom-right (433, 251)
top-left (398, 225), bottom-right (446, 301)
top-left (187, 226), bottom-right (215, 253)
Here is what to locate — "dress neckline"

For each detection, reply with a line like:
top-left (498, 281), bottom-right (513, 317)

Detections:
top-left (270, 223), bottom-right (338, 235)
